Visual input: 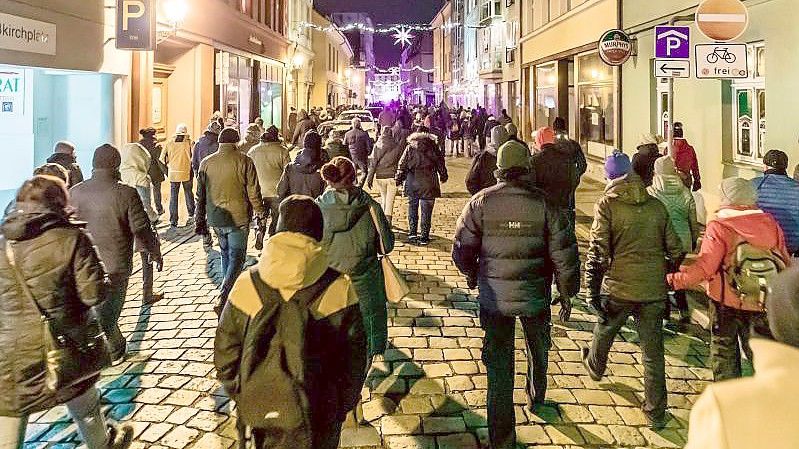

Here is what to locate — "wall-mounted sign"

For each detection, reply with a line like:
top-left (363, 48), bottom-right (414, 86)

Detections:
top-left (116, 0), bottom-right (156, 51)
top-left (0, 70), bottom-right (25, 118)
top-left (0, 13), bottom-right (56, 55)
top-left (655, 26), bottom-right (690, 60)
top-left (598, 29), bottom-right (633, 66)
top-left (695, 43), bottom-right (748, 79)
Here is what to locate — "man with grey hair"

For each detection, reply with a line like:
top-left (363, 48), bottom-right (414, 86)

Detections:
top-left (47, 141), bottom-right (84, 188)
top-left (344, 117), bottom-right (373, 187)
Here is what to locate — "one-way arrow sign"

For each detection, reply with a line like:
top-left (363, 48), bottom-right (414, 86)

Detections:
top-left (654, 59), bottom-right (690, 78)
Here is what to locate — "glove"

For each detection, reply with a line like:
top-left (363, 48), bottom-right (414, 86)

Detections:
top-left (589, 296), bottom-right (607, 324)
top-left (466, 275), bottom-right (477, 290)
top-left (551, 295), bottom-right (574, 322)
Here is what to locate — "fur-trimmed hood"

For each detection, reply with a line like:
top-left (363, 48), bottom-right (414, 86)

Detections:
top-left (407, 131), bottom-right (438, 147)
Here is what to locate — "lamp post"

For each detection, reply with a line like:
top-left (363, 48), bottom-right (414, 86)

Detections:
top-left (158, 0), bottom-right (188, 45)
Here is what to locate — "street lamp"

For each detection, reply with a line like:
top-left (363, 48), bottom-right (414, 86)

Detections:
top-left (292, 53), bottom-right (306, 68)
top-left (163, 0), bottom-right (188, 25)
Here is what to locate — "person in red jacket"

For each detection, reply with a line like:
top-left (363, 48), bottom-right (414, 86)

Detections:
top-left (671, 122), bottom-right (701, 191)
top-left (668, 177), bottom-right (791, 381)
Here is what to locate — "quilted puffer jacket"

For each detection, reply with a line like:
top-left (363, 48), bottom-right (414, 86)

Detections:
top-left (0, 205), bottom-right (107, 416)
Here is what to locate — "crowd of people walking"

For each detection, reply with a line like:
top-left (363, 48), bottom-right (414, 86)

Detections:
top-left (0, 100), bottom-right (798, 449)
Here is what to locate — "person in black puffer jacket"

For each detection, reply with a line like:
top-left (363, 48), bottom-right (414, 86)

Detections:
top-left (453, 140), bottom-right (579, 449)
top-left (395, 128), bottom-right (448, 245)
top-left (0, 176), bottom-right (133, 449)
top-left (278, 130), bottom-right (327, 201)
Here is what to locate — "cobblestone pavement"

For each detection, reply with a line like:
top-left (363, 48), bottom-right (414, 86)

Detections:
top-left (25, 159), bottom-right (713, 448)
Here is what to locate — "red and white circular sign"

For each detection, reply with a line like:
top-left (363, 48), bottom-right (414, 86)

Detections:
top-left (696, 0), bottom-right (749, 42)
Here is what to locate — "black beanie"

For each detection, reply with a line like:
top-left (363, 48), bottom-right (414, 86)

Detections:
top-left (219, 127), bottom-right (240, 144)
top-left (763, 149), bottom-right (789, 171)
top-left (93, 144), bottom-right (121, 169)
top-left (768, 265), bottom-right (799, 349)
top-left (303, 129), bottom-right (322, 150)
top-left (261, 126), bottom-right (280, 142)
top-left (139, 127), bottom-right (157, 138)
top-left (276, 195), bottom-right (324, 242)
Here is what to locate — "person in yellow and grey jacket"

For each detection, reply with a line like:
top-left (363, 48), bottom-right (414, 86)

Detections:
top-left (215, 196), bottom-right (367, 449)
top-left (163, 124), bottom-right (196, 228)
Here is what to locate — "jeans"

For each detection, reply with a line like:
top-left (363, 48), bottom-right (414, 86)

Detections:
top-left (408, 197), bottom-right (435, 239)
top-left (586, 298), bottom-right (666, 420)
top-left (0, 387), bottom-right (109, 449)
top-left (709, 302), bottom-right (766, 381)
top-left (262, 197), bottom-right (280, 236)
top-left (100, 273), bottom-right (130, 360)
top-left (140, 252), bottom-right (154, 300)
top-left (170, 179), bottom-right (196, 226)
top-left (463, 138), bottom-right (476, 158)
top-left (374, 178), bottom-right (398, 219)
top-left (480, 308), bottom-right (551, 449)
top-left (214, 226), bottom-right (250, 305)
top-left (152, 181), bottom-right (164, 214)
top-left (447, 138), bottom-right (463, 156)
top-left (135, 185), bottom-right (157, 223)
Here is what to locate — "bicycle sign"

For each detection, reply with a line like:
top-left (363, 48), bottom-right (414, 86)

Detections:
top-left (695, 43), bottom-right (748, 79)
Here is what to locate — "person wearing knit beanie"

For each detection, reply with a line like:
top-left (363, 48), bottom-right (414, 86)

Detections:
top-left (604, 150), bottom-right (631, 180)
top-left (93, 144), bottom-right (122, 170)
top-left (753, 150), bottom-right (799, 255)
top-left (534, 127), bottom-right (556, 151)
top-left (261, 125), bottom-right (280, 143)
top-left (219, 127), bottom-right (240, 144)
top-left (496, 140), bottom-right (531, 171)
top-left (275, 194), bottom-right (324, 242)
top-left (719, 177), bottom-right (757, 207)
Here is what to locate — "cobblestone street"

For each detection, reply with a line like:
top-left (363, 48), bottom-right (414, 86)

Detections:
top-left (25, 160), bottom-right (713, 449)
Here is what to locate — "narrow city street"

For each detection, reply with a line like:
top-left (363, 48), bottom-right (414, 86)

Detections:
top-left (22, 161), bottom-right (713, 449)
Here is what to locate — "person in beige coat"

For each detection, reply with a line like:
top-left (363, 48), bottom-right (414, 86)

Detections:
top-left (163, 124), bottom-right (196, 227)
top-left (684, 265), bottom-right (799, 449)
top-left (120, 142), bottom-right (156, 222)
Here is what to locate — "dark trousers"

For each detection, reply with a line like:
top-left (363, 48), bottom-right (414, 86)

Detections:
top-left (480, 308), bottom-right (551, 449)
top-left (709, 302), bottom-right (766, 381)
top-left (408, 197), bottom-right (435, 239)
top-left (250, 421), bottom-right (343, 449)
top-left (169, 179), bottom-right (196, 225)
top-left (99, 273), bottom-right (130, 359)
top-left (665, 290), bottom-right (689, 319)
top-left (586, 298), bottom-right (666, 420)
top-left (152, 181), bottom-right (164, 214)
top-left (262, 197), bottom-right (280, 236)
top-left (214, 226), bottom-right (250, 305)
top-left (140, 252), bottom-right (154, 300)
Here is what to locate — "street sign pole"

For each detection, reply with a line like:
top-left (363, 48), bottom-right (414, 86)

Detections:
top-left (665, 15), bottom-right (695, 159)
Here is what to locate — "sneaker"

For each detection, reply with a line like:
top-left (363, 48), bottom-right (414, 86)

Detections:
top-left (406, 234), bottom-right (419, 244)
top-left (581, 346), bottom-right (602, 381)
top-left (107, 423), bottom-right (134, 449)
top-left (418, 237), bottom-right (430, 246)
top-left (143, 292), bottom-right (164, 306)
top-left (110, 352), bottom-right (126, 367)
top-left (185, 217), bottom-right (195, 227)
top-left (646, 412), bottom-right (668, 431)
top-left (169, 222), bottom-right (178, 228)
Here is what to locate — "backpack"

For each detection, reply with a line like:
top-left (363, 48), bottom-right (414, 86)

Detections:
top-left (723, 241), bottom-right (787, 310)
top-left (236, 267), bottom-right (340, 436)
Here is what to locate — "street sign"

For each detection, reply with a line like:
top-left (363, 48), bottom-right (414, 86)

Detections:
top-left (598, 29), bottom-right (633, 66)
top-left (116, 0), bottom-right (156, 50)
top-left (654, 59), bottom-right (690, 78)
top-left (695, 44), bottom-right (748, 79)
top-left (696, 0), bottom-right (749, 42)
top-left (655, 26), bottom-right (691, 60)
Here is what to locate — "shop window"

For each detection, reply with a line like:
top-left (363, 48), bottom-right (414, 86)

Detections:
top-left (576, 51), bottom-right (615, 159)
top-left (731, 43), bottom-right (765, 164)
top-left (534, 63), bottom-right (557, 129)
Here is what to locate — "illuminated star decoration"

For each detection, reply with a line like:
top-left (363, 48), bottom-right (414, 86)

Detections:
top-left (392, 27), bottom-right (415, 48)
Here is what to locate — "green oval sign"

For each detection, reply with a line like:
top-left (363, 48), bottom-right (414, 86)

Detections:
top-left (598, 29), bottom-right (633, 66)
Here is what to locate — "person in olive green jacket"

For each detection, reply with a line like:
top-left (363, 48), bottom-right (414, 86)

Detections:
top-left (316, 157), bottom-right (394, 358)
top-left (581, 151), bottom-right (685, 430)
top-left (195, 127), bottom-right (264, 314)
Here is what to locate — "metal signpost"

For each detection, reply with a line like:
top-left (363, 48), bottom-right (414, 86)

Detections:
top-left (655, 23), bottom-right (693, 157)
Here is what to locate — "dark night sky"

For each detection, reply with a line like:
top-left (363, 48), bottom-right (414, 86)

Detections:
top-left (314, 0), bottom-right (444, 67)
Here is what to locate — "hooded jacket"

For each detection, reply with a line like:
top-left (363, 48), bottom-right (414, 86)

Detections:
top-left (344, 127), bottom-right (373, 163)
top-left (248, 141), bottom-right (290, 198)
top-left (196, 143), bottom-right (264, 228)
top-left (531, 142), bottom-right (581, 211)
top-left (192, 131), bottom-right (219, 175)
top-left (277, 146), bottom-right (326, 201)
top-left (453, 179), bottom-right (580, 316)
top-left (70, 169), bottom-right (160, 275)
top-left (752, 171), bottom-right (799, 254)
top-left (685, 338), bottom-right (799, 449)
top-left (119, 143), bottom-right (152, 188)
top-left (395, 132), bottom-right (448, 199)
top-left (367, 132), bottom-right (402, 183)
top-left (668, 207), bottom-right (790, 311)
top-left (632, 143), bottom-right (661, 187)
top-left (0, 206), bottom-right (107, 417)
top-left (673, 138), bottom-right (701, 190)
top-left (585, 174), bottom-right (685, 302)
top-left (317, 188), bottom-right (394, 356)
top-left (46, 152), bottom-right (84, 188)
top-left (164, 134), bottom-right (194, 183)
top-left (324, 138), bottom-right (350, 161)
top-left (648, 171), bottom-right (698, 253)
top-left (214, 232), bottom-right (366, 438)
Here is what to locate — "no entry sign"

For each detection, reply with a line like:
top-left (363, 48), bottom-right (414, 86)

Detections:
top-left (696, 0), bottom-right (749, 42)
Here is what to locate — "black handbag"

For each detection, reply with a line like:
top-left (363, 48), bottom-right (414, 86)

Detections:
top-left (2, 237), bottom-right (112, 392)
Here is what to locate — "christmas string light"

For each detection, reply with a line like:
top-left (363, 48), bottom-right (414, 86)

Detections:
top-left (370, 65), bottom-right (436, 74)
top-left (297, 21), bottom-right (461, 34)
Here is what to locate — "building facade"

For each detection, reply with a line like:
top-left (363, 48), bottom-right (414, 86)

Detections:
top-left (0, 0), bottom-right (132, 203)
top-left (309, 10), bottom-right (360, 108)
top-left (501, 0), bottom-right (522, 124)
top-left (431, 1), bottom-right (453, 105)
top-left (401, 32), bottom-right (436, 105)
top-left (519, 0), bottom-right (619, 178)
top-left (621, 0), bottom-right (797, 213)
top-left (286, 0), bottom-right (314, 114)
